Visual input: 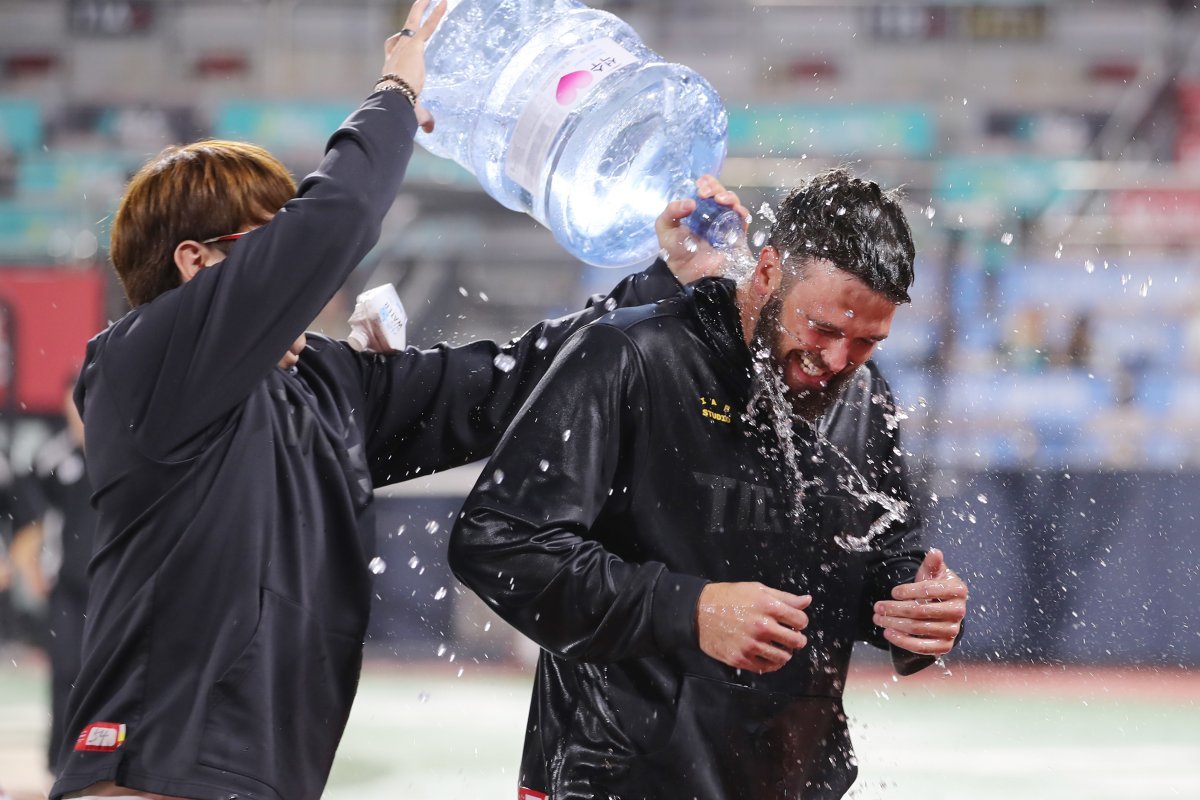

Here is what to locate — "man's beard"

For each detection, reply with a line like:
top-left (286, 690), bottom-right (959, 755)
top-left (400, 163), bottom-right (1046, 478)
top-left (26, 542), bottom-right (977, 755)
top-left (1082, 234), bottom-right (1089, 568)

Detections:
top-left (750, 291), bottom-right (854, 421)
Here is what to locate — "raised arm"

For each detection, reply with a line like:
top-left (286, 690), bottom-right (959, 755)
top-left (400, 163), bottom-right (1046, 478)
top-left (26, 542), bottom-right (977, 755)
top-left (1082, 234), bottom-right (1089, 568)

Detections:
top-left (98, 1), bottom-right (446, 459)
top-left (357, 258), bottom-right (685, 484)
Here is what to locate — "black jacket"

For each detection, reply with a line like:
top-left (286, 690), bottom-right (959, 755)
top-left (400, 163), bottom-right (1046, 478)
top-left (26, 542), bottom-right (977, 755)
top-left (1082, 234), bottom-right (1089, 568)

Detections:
top-left (450, 278), bottom-right (931, 800)
top-left (51, 92), bottom-right (683, 800)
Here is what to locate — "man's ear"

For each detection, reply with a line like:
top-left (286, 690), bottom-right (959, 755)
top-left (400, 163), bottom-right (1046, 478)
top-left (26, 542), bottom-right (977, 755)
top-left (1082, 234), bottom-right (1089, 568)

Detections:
top-left (173, 240), bottom-right (209, 284)
top-left (752, 246), bottom-right (784, 299)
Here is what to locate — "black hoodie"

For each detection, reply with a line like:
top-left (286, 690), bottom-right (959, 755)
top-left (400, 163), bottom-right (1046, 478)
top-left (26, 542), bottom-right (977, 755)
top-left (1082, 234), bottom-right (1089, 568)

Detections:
top-left (450, 277), bottom-right (931, 800)
top-left (51, 91), bottom-right (684, 800)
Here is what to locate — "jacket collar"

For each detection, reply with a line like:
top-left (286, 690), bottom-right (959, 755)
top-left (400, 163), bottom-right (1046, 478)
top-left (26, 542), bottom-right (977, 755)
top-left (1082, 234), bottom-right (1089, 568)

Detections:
top-left (686, 277), bottom-right (755, 397)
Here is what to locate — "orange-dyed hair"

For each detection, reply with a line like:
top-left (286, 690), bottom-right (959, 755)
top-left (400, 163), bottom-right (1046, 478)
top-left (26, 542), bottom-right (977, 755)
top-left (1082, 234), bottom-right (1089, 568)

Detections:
top-left (110, 140), bottom-right (296, 307)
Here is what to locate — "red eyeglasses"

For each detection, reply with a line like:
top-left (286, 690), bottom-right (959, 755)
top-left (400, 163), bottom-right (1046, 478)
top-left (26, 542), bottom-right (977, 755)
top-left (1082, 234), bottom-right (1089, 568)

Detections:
top-left (201, 231), bottom-right (250, 245)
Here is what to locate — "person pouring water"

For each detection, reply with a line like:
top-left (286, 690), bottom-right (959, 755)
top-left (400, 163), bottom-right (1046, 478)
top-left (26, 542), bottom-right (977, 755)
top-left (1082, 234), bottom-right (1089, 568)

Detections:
top-left (48, 0), bottom-right (746, 797)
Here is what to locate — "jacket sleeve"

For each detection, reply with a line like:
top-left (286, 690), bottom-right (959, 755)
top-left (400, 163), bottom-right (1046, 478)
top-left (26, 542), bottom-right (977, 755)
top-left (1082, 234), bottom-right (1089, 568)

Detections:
top-left (97, 91), bottom-right (418, 461)
top-left (448, 323), bottom-right (707, 662)
top-left (855, 371), bottom-right (941, 675)
top-left (358, 259), bottom-right (683, 485)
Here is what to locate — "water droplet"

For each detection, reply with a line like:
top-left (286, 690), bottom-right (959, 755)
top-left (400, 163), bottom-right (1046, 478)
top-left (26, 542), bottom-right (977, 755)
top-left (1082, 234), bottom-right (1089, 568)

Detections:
top-left (538, 459), bottom-right (550, 472)
top-left (757, 202), bottom-right (778, 225)
top-left (603, 297), bottom-right (617, 311)
top-left (434, 586), bottom-right (447, 600)
top-left (493, 353), bottom-right (516, 373)
top-left (562, 429), bottom-right (572, 442)
top-left (418, 691), bottom-right (430, 704)
top-left (436, 643), bottom-right (447, 657)
top-left (752, 229), bottom-right (768, 247)
top-left (1000, 232), bottom-right (1014, 245)
top-left (1084, 259), bottom-right (1095, 273)
top-left (836, 206), bottom-right (847, 216)
top-left (457, 286), bottom-right (468, 297)
top-left (976, 493), bottom-right (988, 504)
top-left (534, 336), bottom-right (549, 351)
top-left (407, 556), bottom-right (420, 569)
top-left (683, 236), bottom-right (699, 254)
top-left (1139, 280), bottom-right (1150, 298)
top-left (844, 309), bottom-right (855, 318)
top-left (478, 292), bottom-right (489, 302)
top-left (425, 520), bottom-right (439, 534)
top-left (923, 206), bottom-right (936, 220)
top-left (493, 469), bottom-right (505, 484)
top-left (368, 557), bottom-right (387, 575)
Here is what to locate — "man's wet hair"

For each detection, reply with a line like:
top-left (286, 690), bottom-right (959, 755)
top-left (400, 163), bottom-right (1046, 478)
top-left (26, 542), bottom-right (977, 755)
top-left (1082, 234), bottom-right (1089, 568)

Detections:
top-left (767, 168), bottom-right (915, 304)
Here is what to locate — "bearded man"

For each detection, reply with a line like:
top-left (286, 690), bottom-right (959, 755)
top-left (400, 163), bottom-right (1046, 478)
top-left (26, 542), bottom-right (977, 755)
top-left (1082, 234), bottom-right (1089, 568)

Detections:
top-left (448, 169), bottom-right (968, 800)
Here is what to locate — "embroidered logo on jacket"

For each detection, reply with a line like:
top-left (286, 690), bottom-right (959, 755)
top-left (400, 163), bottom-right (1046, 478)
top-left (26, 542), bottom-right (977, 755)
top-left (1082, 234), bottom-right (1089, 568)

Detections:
top-left (74, 722), bottom-right (127, 752)
top-left (699, 395), bottom-right (732, 424)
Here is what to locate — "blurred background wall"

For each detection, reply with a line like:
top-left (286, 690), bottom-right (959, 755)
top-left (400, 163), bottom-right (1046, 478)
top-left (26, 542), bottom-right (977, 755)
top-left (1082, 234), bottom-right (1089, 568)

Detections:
top-left (2, 0), bottom-right (1199, 669)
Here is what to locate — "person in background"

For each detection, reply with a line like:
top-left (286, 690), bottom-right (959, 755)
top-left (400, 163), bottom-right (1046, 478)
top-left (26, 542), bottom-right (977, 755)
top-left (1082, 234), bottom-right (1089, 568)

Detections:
top-left (450, 168), bottom-right (969, 800)
top-left (50, 1), bottom-right (735, 797)
top-left (10, 379), bottom-right (96, 776)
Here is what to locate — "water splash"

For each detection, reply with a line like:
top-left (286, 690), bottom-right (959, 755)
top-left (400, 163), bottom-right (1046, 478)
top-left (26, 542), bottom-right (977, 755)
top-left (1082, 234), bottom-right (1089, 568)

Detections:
top-left (742, 353), bottom-right (909, 552)
top-left (493, 353), bottom-right (517, 373)
top-left (757, 201), bottom-right (778, 225)
top-left (744, 348), bottom-right (806, 516)
top-left (368, 557), bottom-right (387, 575)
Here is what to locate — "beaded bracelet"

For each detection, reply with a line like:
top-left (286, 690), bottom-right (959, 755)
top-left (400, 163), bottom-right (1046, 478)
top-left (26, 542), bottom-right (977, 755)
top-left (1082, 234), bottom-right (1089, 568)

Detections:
top-left (375, 73), bottom-right (417, 107)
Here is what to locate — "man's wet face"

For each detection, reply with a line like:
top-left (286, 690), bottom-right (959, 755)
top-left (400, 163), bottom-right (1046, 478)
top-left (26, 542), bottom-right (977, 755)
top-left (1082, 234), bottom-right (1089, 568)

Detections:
top-left (751, 264), bottom-right (897, 419)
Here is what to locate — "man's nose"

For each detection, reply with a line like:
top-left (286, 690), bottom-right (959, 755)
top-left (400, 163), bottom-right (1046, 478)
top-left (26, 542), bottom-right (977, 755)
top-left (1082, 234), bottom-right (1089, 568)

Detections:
top-left (822, 341), bottom-right (851, 373)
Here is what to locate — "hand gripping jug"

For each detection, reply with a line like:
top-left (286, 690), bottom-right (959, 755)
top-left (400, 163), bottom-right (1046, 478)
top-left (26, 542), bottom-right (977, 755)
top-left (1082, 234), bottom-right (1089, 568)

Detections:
top-left (417, 0), bottom-right (729, 268)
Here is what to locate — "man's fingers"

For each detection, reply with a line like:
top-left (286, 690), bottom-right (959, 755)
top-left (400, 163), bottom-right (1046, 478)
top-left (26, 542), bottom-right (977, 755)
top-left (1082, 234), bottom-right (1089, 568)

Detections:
top-left (874, 598), bottom-right (965, 621)
top-left (695, 174), bottom-right (720, 198)
top-left (662, 198), bottom-right (697, 224)
top-left (882, 629), bottom-right (956, 656)
top-left (763, 587), bottom-right (811, 610)
top-left (403, 0), bottom-right (433, 30)
top-left (765, 602), bottom-right (810, 634)
top-left (874, 614), bottom-right (960, 640)
top-left (915, 547), bottom-right (946, 582)
top-left (418, 0), bottom-right (448, 39)
top-left (416, 104), bottom-right (435, 133)
top-left (890, 578), bottom-right (967, 602)
top-left (747, 640), bottom-right (792, 671)
top-left (767, 622), bottom-right (808, 651)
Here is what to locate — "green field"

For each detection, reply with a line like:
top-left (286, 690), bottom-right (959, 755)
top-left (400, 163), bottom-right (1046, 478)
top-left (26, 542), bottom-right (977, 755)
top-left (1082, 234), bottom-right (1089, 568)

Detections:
top-left (2, 650), bottom-right (1198, 799)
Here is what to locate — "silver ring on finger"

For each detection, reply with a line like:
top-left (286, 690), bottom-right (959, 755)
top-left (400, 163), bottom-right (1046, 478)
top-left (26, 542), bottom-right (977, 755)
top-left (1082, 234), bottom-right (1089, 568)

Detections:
top-left (399, 28), bottom-right (416, 37)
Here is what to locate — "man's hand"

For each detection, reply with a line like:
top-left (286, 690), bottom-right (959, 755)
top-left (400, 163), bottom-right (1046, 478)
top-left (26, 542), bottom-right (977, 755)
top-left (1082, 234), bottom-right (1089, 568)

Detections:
top-left (657, 175), bottom-right (750, 285)
top-left (382, 0), bottom-right (448, 133)
top-left (873, 549), bottom-right (968, 657)
top-left (696, 582), bottom-right (811, 673)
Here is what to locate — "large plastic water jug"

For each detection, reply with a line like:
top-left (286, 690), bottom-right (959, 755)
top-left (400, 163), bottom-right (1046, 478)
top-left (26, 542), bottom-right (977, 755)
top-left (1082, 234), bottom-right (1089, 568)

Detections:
top-left (417, 0), bottom-right (729, 268)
